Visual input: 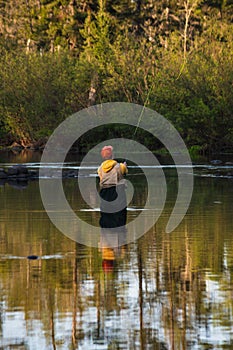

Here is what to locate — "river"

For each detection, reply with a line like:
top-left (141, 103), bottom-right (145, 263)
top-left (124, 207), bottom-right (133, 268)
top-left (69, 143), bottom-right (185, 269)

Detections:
top-left (0, 150), bottom-right (233, 349)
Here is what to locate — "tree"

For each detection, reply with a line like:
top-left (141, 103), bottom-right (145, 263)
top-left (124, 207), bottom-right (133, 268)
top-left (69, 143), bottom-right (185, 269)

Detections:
top-left (80, 0), bottom-right (115, 104)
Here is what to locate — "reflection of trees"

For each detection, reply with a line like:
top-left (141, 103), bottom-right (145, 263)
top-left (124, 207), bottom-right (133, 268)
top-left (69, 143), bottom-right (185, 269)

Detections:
top-left (71, 244), bottom-right (78, 349)
top-left (135, 211), bottom-right (232, 349)
top-left (0, 176), bottom-right (233, 348)
top-left (138, 244), bottom-right (144, 350)
top-left (1, 223), bottom-right (233, 349)
top-left (48, 290), bottom-right (56, 350)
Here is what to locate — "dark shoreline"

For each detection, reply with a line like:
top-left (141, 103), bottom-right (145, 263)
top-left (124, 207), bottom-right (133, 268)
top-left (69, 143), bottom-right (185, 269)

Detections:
top-left (0, 148), bottom-right (233, 192)
top-left (0, 162), bottom-right (233, 192)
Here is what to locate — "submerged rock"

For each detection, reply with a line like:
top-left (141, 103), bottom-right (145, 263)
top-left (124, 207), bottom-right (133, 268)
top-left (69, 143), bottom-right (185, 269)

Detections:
top-left (0, 168), bottom-right (7, 179)
top-left (28, 169), bottom-right (39, 177)
top-left (27, 255), bottom-right (39, 260)
top-left (210, 159), bottom-right (223, 165)
top-left (0, 164), bottom-right (85, 186)
top-left (7, 165), bottom-right (29, 176)
top-left (7, 166), bottom-right (19, 176)
top-left (17, 165), bottom-right (29, 174)
top-left (7, 180), bottom-right (28, 190)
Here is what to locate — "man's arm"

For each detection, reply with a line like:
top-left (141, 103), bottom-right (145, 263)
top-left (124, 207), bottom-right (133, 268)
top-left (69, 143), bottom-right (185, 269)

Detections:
top-left (120, 162), bottom-right (128, 175)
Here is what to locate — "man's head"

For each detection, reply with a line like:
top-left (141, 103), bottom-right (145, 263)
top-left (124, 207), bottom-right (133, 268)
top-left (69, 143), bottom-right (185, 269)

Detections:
top-left (101, 145), bottom-right (113, 160)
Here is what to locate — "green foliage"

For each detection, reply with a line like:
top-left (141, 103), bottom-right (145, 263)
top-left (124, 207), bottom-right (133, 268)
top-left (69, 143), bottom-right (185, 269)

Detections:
top-left (0, 0), bottom-right (232, 152)
top-left (0, 49), bottom-right (89, 144)
top-left (80, 0), bottom-right (115, 75)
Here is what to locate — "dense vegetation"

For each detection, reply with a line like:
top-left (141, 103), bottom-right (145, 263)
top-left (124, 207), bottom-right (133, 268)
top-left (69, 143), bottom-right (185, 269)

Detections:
top-left (0, 0), bottom-right (233, 153)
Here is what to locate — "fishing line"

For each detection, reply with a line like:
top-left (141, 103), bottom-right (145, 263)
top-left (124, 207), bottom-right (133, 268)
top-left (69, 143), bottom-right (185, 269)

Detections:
top-left (133, 82), bottom-right (154, 138)
top-left (176, 59), bottom-right (186, 80)
top-left (123, 81), bottom-right (154, 163)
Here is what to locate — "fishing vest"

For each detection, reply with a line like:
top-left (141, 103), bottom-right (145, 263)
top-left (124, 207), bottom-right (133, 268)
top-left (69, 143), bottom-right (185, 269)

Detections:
top-left (99, 163), bottom-right (125, 189)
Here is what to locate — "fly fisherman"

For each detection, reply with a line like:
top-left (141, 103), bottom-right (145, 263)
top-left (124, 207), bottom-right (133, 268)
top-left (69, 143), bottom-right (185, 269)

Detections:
top-left (97, 145), bottom-right (128, 229)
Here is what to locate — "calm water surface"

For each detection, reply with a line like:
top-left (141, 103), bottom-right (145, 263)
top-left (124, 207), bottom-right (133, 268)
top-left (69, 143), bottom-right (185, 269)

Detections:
top-left (0, 152), bottom-right (233, 349)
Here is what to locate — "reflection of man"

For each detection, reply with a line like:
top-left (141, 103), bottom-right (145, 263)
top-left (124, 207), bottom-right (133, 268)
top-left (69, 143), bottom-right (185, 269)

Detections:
top-left (97, 145), bottom-right (128, 228)
top-left (99, 228), bottom-right (127, 273)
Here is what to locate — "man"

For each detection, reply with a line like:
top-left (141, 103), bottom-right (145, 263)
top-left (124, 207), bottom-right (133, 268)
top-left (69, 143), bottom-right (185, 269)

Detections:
top-left (98, 145), bottom-right (127, 229)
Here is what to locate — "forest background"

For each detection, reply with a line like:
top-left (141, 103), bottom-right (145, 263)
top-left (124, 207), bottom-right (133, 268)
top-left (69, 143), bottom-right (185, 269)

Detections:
top-left (0, 0), bottom-right (233, 155)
